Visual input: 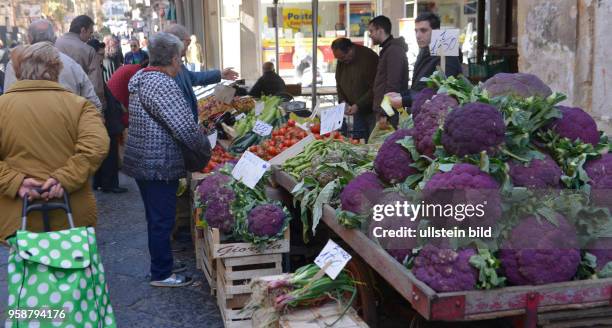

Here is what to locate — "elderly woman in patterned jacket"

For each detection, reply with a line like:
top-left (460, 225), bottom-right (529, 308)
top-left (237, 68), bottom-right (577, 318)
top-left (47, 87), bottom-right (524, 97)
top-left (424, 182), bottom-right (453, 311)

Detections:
top-left (123, 32), bottom-right (211, 288)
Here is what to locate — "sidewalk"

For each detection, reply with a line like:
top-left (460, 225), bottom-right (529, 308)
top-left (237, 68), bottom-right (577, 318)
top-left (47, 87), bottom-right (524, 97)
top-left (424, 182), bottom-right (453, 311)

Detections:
top-left (0, 174), bottom-right (223, 328)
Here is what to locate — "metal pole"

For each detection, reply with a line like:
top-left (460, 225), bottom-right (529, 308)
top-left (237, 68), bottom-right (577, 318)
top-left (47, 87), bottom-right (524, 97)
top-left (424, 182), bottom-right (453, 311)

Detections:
top-left (311, 0), bottom-right (318, 111)
top-left (274, 0), bottom-right (279, 72)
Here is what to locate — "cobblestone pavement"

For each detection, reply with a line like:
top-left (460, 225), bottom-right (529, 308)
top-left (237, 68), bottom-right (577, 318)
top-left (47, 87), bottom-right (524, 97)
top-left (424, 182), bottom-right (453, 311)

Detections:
top-left (1, 174), bottom-right (223, 328)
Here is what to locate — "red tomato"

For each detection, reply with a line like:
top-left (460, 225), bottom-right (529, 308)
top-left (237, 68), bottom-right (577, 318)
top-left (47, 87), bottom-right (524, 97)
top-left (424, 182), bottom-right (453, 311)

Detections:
top-left (310, 124), bottom-right (320, 134)
top-left (287, 119), bottom-right (296, 127)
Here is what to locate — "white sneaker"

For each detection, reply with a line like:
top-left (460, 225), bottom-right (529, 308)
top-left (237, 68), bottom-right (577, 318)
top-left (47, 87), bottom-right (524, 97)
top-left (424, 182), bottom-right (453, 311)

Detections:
top-left (150, 274), bottom-right (193, 287)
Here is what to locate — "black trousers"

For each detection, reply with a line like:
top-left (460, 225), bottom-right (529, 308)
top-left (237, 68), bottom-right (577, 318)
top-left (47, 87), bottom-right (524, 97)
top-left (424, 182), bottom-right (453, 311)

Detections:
top-left (94, 133), bottom-right (120, 189)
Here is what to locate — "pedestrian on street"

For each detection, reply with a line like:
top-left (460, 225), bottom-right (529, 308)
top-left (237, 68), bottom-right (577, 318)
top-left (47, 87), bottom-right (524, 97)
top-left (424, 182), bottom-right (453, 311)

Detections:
top-left (0, 42), bottom-right (109, 241)
top-left (103, 34), bottom-right (123, 83)
top-left (165, 24), bottom-right (239, 121)
top-left (124, 38), bottom-right (149, 66)
top-left (4, 19), bottom-right (102, 111)
top-left (368, 15), bottom-right (409, 128)
top-left (86, 38), bottom-right (107, 113)
top-left (122, 32), bottom-right (211, 287)
top-left (56, 15), bottom-right (104, 108)
top-left (87, 38), bottom-right (129, 194)
top-left (386, 12), bottom-right (463, 110)
top-left (332, 37), bottom-right (378, 141)
top-left (248, 61), bottom-right (286, 98)
top-left (185, 34), bottom-right (203, 72)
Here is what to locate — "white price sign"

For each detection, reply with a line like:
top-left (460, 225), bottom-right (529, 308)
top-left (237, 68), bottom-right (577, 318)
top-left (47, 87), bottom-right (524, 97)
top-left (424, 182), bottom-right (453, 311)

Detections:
top-left (235, 113), bottom-right (246, 121)
top-left (252, 120), bottom-right (273, 136)
top-left (429, 29), bottom-right (460, 56)
top-left (231, 151), bottom-right (270, 189)
top-left (254, 101), bottom-right (265, 116)
top-left (314, 240), bottom-right (352, 280)
top-left (320, 103), bottom-right (345, 135)
top-left (207, 130), bottom-right (218, 149)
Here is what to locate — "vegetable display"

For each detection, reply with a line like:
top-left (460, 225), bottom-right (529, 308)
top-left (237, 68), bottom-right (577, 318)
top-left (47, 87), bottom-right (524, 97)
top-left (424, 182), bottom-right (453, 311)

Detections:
top-left (247, 120), bottom-right (309, 160)
top-left (202, 145), bottom-right (236, 173)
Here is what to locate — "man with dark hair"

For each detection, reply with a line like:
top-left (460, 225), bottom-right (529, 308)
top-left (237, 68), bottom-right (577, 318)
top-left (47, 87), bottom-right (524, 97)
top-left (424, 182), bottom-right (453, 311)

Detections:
top-left (56, 15), bottom-right (104, 108)
top-left (248, 62), bottom-right (286, 98)
top-left (332, 37), bottom-right (378, 140)
top-left (124, 38), bottom-right (149, 65)
top-left (368, 15), bottom-right (409, 128)
top-left (387, 12), bottom-right (462, 110)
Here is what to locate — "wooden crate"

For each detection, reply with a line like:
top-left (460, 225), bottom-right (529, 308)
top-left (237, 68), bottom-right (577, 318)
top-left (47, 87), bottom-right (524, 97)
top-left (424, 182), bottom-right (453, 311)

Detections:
top-left (216, 254), bottom-right (284, 328)
top-left (206, 227), bottom-right (290, 259)
top-left (195, 225), bottom-right (216, 294)
top-left (278, 302), bottom-right (368, 328)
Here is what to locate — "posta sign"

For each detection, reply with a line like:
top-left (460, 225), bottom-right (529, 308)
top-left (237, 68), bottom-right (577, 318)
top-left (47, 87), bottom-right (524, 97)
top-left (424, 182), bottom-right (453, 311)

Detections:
top-left (283, 8), bottom-right (320, 30)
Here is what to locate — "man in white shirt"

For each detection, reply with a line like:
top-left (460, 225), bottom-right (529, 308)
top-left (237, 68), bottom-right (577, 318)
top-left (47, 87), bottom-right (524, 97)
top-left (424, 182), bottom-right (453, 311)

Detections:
top-left (4, 19), bottom-right (102, 112)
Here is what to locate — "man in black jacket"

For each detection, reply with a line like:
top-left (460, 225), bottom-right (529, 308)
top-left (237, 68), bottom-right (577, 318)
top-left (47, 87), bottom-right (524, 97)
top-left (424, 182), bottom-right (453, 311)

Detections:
top-left (387, 12), bottom-right (462, 109)
top-left (249, 62), bottom-right (287, 98)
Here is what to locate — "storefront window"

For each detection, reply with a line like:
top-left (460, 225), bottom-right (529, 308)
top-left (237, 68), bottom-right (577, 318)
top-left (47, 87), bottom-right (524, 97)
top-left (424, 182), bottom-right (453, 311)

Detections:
top-left (259, 0), bottom-right (376, 88)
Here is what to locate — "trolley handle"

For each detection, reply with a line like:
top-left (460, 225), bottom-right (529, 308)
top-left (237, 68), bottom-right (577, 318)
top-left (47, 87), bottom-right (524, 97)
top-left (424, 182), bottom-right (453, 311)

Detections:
top-left (21, 189), bottom-right (74, 231)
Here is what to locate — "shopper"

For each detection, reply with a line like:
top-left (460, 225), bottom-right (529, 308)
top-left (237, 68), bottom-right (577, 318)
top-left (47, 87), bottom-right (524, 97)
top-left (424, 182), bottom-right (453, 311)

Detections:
top-left (332, 37), bottom-right (378, 140)
top-left (124, 38), bottom-right (149, 65)
top-left (86, 38), bottom-right (107, 111)
top-left (387, 12), bottom-right (462, 110)
top-left (0, 42), bottom-right (109, 241)
top-left (56, 15), bottom-right (102, 95)
top-left (86, 38), bottom-right (128, 194)
top-left (103, 35), bottom-right (123, 83)
top-left (249, 62), bottom-right (286, 98)
top-left (4, 19), bottom-right (102, 111)
top-left (186, 34), bottom-right (203, 71)
top-left (123, 32), bottom-right (211, 287)
top-left (368, 15), bottom-right (409, 128)
top-left (165, 24), bottom-right (239, 121)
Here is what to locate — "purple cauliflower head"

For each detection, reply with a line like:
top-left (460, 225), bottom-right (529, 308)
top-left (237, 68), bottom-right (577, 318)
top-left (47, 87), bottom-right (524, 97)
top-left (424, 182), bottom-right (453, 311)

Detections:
top-left (586, 238), bottom-right (612, 271)
top-left (197, 172), bottom-right (231, 200)
top-left (442, 102), bottom-right (505, 156)
top-left (585, 153), bottom-right (612, 209)
top-left (509, 155), bottom-right (562, 189)
top-left (197, 172), bottom-right (236, 233)
top-left (412, 244), bottom-right (478, 292)
top-left (414, 94), bottom-right (458, 157)
top-left (374, 129), bottom-right (419, 184)
top-left (247, 204), bottom-right (287, 237)
top-left (204, 197), bottom-right (235, 233)
top-left (340, 172), bottom-right (384, 215)
top-left (423, 164), bottom-right (502, 228)
top-left (545, 106), bottom-right (599, 146)
top-left (482, 73), bottom-right (553, 98)
top-left (500, 214), bottom-right (580, 285)
top-left (410, 88), bottom-right (436, 119)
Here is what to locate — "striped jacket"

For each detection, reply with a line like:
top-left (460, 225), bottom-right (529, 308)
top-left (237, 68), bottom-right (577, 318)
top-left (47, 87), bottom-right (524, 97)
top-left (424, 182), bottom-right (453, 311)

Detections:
top-left (123, 70), bottom-right (210, 181)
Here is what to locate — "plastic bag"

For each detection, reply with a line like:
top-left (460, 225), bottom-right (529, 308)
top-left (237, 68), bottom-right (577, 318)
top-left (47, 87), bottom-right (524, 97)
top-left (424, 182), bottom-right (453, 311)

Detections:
top-left (368, 120), bottom-right (395, 144)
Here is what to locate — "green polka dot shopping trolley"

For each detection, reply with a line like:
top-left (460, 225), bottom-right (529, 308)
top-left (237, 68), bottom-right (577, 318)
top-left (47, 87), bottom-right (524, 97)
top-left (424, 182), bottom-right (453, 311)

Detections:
top-left (5, 193), bottom-right (116, 327)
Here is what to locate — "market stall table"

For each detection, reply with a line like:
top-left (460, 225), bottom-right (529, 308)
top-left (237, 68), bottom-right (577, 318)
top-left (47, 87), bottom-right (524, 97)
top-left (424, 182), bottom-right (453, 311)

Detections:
top-left (271, 168), bottom-right (612, 326)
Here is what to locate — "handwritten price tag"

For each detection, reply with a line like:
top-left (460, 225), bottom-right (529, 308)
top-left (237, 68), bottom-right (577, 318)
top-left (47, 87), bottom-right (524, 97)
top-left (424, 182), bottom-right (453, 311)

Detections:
top-left (429, 29), bottom-right (460, 56)
top-left (207, 130), bottom-right (218, 149)
top-left (320, 103), bottom-right (345, 135)
top-left (314, 240), bottom-right (352, 280)
top-left (254, 101), bottom-right (265, 116)
top-left (252, 120), bottom-right (273, 136)
top-left (231, 151), bottom-right (270, 189)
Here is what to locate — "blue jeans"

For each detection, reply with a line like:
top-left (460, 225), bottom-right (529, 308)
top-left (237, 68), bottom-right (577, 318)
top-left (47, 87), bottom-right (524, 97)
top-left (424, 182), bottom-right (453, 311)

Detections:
top-left (136, 179), bottom-right (179, 281)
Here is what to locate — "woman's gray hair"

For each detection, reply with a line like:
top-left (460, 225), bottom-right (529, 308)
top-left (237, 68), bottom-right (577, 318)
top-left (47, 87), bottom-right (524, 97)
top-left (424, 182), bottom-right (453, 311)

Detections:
top-left (148, 32), bottom-right (184, 67)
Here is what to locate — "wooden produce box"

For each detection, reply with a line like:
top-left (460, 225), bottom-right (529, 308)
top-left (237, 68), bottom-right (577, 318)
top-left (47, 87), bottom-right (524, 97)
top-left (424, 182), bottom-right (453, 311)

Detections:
top-left (206, 227), bottom-right (290, 260)
top-left (194, 224), bottom-right (216, 295)
top-left (217, 254), bottom-right (283, 328)
top-left (279, 302), bottom-right (368, 328)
